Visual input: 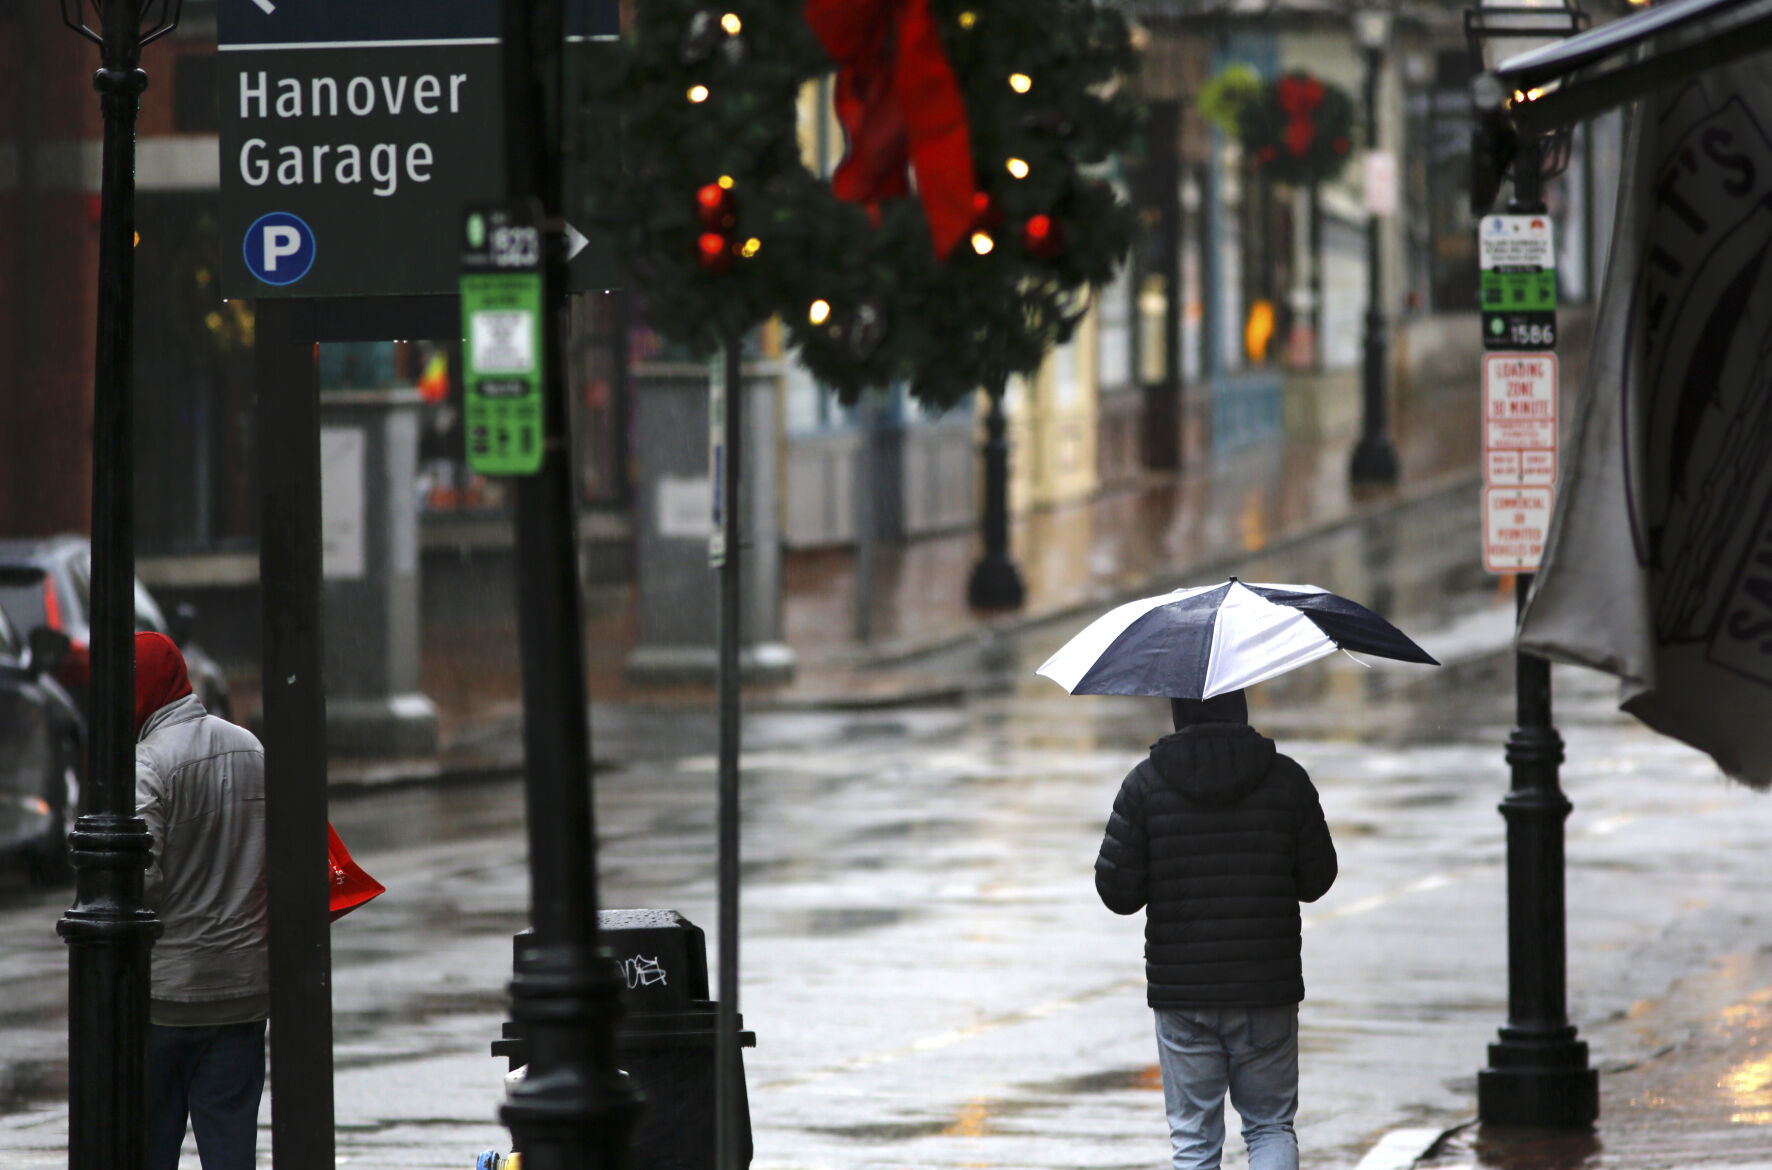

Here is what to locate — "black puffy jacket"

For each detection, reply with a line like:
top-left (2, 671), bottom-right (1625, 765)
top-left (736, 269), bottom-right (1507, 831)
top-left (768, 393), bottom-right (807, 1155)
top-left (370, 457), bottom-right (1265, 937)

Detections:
top-left (1095, 722), bottom-right (1336, 1007)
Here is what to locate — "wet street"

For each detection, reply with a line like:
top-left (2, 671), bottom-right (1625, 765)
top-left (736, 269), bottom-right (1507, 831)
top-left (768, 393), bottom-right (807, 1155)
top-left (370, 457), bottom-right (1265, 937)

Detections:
top-left (5, 490), bottom-right (1772, 1168)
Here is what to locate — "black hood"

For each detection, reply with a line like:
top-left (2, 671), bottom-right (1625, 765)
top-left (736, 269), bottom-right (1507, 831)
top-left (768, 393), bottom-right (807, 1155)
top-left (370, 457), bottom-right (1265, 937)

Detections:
top-left (1148, 724), bottom-right (1277, 806)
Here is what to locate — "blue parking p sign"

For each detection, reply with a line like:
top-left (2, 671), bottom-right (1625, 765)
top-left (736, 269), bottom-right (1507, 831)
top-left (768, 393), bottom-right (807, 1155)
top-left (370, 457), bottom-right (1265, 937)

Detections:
top-left (243, 211), bottom-right (316, 286)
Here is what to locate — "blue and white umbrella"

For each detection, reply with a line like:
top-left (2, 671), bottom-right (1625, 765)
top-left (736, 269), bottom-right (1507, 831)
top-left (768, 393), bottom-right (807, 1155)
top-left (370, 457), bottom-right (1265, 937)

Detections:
top-left (1036, 578), bottom-right (1439, 699)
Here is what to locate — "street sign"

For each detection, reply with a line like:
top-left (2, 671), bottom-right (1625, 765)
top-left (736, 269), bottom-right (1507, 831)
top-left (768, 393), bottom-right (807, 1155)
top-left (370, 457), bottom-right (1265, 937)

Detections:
top-left (1482, 352), bottom-right (1557, 486)
top-left (1481, 351), bottom-right (1557, 573)
top-left (460, 202), bottom-right (544, 475)
top-left (1483, 486), bottom-right (1554, 573)
top-left (218, 0), bottom-right (615, 299)
top-left (1479, 214), bottom-right (1556, 350)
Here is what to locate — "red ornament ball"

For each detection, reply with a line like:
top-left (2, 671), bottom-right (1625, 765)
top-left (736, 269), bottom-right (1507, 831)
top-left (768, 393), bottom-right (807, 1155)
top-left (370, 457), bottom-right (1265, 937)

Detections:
top-left (696, 231), bottom-right (733, 272)
top-left (1022, 214), bottom-right (1064, 259)
top-left (695, 181), bottom-right (736, 229)
top-left (971, 191), bottom-right (1005, 231)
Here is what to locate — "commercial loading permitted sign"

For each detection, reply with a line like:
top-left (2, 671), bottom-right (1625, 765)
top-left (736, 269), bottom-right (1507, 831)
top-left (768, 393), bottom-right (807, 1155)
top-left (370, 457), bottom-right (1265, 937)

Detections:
top-left (1482, 351), bottom-right (1558, 572)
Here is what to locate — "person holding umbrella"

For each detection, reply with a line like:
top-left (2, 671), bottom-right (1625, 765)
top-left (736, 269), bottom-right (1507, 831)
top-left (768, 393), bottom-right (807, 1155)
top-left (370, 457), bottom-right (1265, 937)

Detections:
top-left (1040, 579), bottom-right (1438, 1170)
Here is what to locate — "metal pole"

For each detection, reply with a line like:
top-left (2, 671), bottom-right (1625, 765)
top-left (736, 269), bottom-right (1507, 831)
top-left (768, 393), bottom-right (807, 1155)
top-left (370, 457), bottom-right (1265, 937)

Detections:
top-left (715, 337), bottom-right (743, 1170)
top-left (57, 3), bottom-right (160, 1165)
top-left (498, 1), bottom-right (636, 1166)
top-left (854, 397), bottom-right (876, 643)
top-left (965, 384), bottom-right (1026, 610)
top-left (1476, 139), bottom-right (1597, 1128)
top-left (1350, 40), bottom-right (1400, 486)
top-left (257, 298), bottom-right (337, 1170)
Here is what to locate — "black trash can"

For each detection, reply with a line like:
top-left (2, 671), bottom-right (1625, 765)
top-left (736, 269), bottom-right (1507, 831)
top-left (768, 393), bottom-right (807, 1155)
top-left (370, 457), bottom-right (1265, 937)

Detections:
top-left (493, 910), bottom-right (755, 1170)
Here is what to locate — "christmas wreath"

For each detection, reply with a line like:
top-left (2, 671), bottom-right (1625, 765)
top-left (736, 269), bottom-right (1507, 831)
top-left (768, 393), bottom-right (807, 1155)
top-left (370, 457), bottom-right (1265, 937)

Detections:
top-left (1235, 71), bottom-right (1355, 187)
top-left (587, 0), bottom-right (1139, 409)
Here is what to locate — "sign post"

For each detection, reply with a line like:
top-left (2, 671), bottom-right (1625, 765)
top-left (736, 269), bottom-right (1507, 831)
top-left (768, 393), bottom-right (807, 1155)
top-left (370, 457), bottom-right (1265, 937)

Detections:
top-left (217, 2), bottom-right (619, 1165)
top-left (1472, 143), bottom-right (1598, 1128)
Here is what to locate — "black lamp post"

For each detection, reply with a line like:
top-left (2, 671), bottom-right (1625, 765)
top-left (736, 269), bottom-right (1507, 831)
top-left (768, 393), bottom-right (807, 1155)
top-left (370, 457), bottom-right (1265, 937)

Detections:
top-left (54, 2), bottom-right (178, 1168)
top-left (496, 1), bottom-right (638, 1166)
top-left (966, 383), bottom-right (1026, 611)
top-left (1465, 0), bottom-right (1596, 1130)
top-left (1349, 6), bottom-right (1400, 487)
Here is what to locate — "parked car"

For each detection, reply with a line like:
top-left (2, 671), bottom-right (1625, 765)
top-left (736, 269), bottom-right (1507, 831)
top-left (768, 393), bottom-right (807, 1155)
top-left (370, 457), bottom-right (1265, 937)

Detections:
top-left (0, 535), bottom-right (232, 723)
top-left (0, 607), bottom-right (83, 884)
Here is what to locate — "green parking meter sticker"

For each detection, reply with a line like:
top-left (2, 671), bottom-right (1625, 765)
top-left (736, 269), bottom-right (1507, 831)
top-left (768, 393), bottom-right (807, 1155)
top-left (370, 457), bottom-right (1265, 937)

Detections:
top-left (461, 202), bottom-right (545, 476)
top-left (1479, 214), bottom-right (1557, 350)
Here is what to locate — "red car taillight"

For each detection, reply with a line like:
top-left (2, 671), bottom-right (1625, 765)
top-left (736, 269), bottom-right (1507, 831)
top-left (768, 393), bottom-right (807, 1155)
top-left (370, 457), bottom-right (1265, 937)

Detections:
top-left (39, 578), bottom-right (90, 687)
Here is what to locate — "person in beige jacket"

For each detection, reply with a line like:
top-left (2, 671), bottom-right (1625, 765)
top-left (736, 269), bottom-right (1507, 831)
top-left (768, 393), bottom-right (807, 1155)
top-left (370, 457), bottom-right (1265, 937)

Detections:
top-left (134, 631), bottom-right (267, 1170)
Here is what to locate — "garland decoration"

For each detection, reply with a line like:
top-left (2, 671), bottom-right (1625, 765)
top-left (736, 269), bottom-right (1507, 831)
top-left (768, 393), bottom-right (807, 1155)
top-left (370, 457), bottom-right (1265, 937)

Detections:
top-left (588, 0), bottom-right (1140, 410)
top-left (1234, 70), bottom-right (1355, 187)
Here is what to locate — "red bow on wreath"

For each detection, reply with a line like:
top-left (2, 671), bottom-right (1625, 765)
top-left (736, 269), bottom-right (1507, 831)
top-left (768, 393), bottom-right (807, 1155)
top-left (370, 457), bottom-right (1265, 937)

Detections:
top-left (1277, 74), bottom-right (1326, 158)
top-left (804, 0), bottom-right (979, 258)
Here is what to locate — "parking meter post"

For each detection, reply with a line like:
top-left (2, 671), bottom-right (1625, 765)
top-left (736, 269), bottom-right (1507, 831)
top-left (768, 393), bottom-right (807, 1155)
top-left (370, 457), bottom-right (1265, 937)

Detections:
top-left (55, 3), bottom-right (167, 1166)
top-left (495, 1), bottom-right (637, 1167)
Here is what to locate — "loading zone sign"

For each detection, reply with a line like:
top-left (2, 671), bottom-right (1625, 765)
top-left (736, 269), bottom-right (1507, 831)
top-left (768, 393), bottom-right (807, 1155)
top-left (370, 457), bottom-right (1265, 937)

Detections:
top-left (1482, 352), bottom-right (1557, 573)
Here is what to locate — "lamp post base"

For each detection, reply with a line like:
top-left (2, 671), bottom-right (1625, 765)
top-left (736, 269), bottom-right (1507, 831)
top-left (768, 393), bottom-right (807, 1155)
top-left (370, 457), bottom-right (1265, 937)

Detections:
top-left (967, 556), bottom-right (1026, 611)
top-left (1349, 433), bottom-right (1399, 486)
top-left (1478, 1033), bottom-right (1598, 1128)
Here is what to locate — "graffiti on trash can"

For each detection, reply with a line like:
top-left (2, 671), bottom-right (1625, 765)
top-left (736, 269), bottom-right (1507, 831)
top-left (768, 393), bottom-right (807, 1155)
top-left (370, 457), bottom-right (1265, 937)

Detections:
top-left (622, 955), bottom-right (667, 989)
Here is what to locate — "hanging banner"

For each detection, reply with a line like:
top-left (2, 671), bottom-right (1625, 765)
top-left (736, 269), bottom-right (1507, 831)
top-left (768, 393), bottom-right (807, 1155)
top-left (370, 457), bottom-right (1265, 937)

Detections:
top-left (1518, 60), bottom-right (1772, 787)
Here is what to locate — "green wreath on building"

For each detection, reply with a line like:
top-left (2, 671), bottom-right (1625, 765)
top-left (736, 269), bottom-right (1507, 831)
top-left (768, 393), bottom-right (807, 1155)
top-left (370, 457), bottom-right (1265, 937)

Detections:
top-left (587, 0), bottom-right (1141, 409)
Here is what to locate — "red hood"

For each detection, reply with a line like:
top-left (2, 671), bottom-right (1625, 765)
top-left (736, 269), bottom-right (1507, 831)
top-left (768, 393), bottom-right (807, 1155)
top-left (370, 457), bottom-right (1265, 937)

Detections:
top-left (135, 631), bottom-right (193, 735)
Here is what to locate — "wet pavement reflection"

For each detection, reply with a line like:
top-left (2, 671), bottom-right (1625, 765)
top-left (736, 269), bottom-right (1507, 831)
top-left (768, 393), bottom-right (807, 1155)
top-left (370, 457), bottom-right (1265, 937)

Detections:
top-left (8, 379), bottom-right (1772, 1168)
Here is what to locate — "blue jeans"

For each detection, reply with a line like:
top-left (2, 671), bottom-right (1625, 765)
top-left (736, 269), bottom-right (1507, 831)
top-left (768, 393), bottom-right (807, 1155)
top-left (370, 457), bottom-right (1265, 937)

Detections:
top-left (148, 1020), bottom-right (267, 1170)
top-left (1154, 1005), bottom-right (1299, 1170)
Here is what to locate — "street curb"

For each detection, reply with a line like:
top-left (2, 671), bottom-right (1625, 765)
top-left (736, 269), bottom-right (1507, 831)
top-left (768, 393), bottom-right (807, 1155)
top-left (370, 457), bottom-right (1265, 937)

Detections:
top-left (1355, 1122), bottom-right (1471, 1170)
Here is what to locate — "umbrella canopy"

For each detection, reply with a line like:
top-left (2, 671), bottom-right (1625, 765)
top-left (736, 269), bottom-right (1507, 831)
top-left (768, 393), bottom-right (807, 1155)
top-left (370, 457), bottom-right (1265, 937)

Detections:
top-left (1036, 578), bottom-right (1439, 699)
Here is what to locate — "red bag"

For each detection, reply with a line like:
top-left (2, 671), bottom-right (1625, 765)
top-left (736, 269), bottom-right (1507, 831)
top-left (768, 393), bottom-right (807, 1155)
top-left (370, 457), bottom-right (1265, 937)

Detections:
top-left (328, 824), bottom-right (385, 922)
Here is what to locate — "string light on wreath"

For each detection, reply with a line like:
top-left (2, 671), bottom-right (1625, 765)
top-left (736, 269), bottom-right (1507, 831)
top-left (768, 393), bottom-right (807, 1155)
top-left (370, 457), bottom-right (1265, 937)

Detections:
top-left (1005, 157), bottom-right (1029, 179)
top-left (687, 84), bottom-right (709, 103)
top-left (1009, 73), bottom-right (1032, 94)
top-left (808, 299), bottom-right (831, 326)
top-left (971, 231), bottom-right (995, 256)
